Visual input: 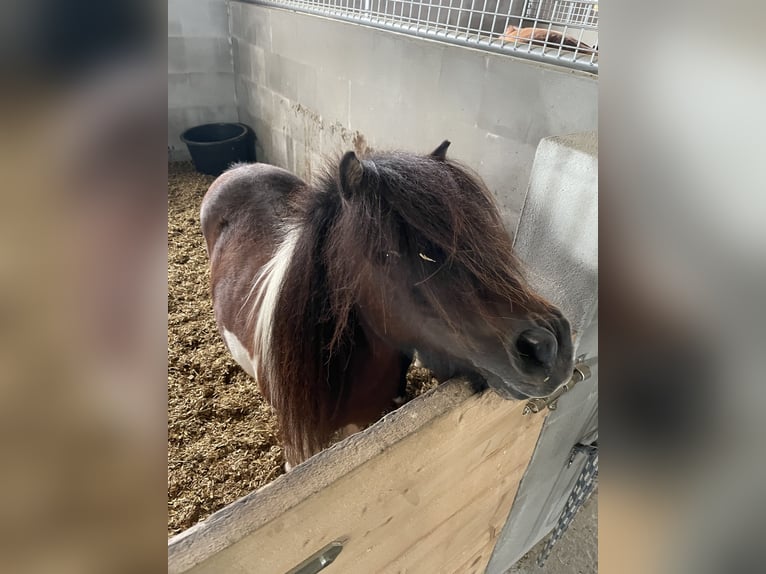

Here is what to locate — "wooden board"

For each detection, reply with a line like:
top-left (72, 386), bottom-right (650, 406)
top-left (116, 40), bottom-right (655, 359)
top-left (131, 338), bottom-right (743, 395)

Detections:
top-left (169, 379), bottom-right (546, 574)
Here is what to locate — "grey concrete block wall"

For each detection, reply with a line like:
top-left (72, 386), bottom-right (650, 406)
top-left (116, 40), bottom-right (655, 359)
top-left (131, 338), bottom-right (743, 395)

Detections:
top-left (168, 0), bottom-right (238, 160)
top-left (229, 1), bottom-right (597, 227)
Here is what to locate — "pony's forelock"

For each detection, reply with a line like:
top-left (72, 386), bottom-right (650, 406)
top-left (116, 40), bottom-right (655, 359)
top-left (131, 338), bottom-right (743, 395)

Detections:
top-left (318, 151), bottom-right (544, 322)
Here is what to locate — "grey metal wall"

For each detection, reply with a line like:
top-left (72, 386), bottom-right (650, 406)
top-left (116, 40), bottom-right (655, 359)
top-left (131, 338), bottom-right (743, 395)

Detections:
top-left (230, 1), bottom-right (597, 225)
top-left (487, 132), bottom-right (598, 571)
top-left (168, 0), bottom-right (238, 160)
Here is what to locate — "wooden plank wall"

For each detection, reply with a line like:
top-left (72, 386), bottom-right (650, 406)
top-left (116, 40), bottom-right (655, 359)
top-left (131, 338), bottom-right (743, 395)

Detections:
top-left (169, 380), bottom-right (546, 574)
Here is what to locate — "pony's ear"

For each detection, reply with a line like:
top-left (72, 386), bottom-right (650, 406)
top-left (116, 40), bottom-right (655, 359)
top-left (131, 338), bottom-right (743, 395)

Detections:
top-left (430, 140), bottom-right (451, 161)
top-left (338, 151), bottom-right (367, 197)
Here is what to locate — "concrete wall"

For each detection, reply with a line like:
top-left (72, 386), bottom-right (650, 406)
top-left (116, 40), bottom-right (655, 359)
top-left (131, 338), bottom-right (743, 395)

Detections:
top-left (168, 0), bottom-right (238, 160)
top-left (230, 1), bottom-right (597, 225)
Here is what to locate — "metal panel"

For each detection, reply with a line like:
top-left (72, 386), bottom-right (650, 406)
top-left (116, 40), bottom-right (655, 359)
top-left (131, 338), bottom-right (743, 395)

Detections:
top-left (486, 132), bottom-right (598, 572)
top-left (240, 0), bottom-right (598, 73)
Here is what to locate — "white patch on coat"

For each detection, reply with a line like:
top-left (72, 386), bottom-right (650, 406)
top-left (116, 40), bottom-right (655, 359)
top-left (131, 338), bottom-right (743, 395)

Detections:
top-left (248, 226), bottom-right (301, 401)
top-left (223, 328), bottom-right (256, 379)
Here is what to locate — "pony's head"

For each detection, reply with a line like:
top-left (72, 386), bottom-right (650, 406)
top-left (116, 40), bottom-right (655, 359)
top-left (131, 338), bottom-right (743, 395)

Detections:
top-left (319, 141), bottom-right (574, 399)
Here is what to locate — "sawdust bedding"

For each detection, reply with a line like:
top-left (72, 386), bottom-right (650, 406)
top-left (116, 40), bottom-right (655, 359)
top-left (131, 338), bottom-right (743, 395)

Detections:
top-left (167, 162), bottom-right (438, 536)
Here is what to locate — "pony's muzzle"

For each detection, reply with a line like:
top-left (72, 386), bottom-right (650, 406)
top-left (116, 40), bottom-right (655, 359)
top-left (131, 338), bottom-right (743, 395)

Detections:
top-left (515, 327), bottom-right (558, 372)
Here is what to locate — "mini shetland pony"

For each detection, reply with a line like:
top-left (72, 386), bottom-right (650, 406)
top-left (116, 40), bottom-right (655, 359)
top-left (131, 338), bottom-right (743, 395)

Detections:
top-left (201, 141), bottom-right (573, 466)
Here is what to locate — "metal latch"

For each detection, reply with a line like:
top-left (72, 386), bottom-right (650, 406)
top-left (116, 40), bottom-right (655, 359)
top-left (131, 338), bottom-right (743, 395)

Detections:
top-left (285, 540), bottom-right (345, 574)
top-left (523, 355), bottom-right (594, 415)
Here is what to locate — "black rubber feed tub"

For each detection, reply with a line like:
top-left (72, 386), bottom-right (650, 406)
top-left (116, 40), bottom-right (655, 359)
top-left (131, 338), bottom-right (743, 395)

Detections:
top-left (181, 122), bottom-right (255, 176)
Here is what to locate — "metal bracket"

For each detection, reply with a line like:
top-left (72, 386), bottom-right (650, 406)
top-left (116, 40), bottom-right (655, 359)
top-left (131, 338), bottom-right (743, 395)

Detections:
top-left (285, 540), bottom-right (345, 574)
top-left (567, 442), bottom-right (599, 467)
top-left (523, 355), bottom-right (594, 416)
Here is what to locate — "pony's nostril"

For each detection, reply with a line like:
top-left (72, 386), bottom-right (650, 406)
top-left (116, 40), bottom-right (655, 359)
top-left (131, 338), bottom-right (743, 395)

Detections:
top-left (516, 328), bottom-right (557, 368)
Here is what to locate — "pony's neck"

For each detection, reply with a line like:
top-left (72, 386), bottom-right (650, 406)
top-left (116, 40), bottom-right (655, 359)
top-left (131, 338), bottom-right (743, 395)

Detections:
top-left (250, 224), bottom-right (302, 388)
top-left (263, 208), bottom-right (359, 463)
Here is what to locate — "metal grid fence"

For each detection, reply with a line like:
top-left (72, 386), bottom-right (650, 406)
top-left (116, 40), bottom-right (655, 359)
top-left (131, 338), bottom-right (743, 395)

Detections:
top-left (246, 0), bottom-right (598, 72)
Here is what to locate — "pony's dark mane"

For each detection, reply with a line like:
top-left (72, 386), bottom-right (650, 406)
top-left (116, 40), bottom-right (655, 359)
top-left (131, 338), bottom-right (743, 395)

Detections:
top-left (267, 188), bottom-right (355, 461)
top-left (267, 148), bottom-right (550, 460)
